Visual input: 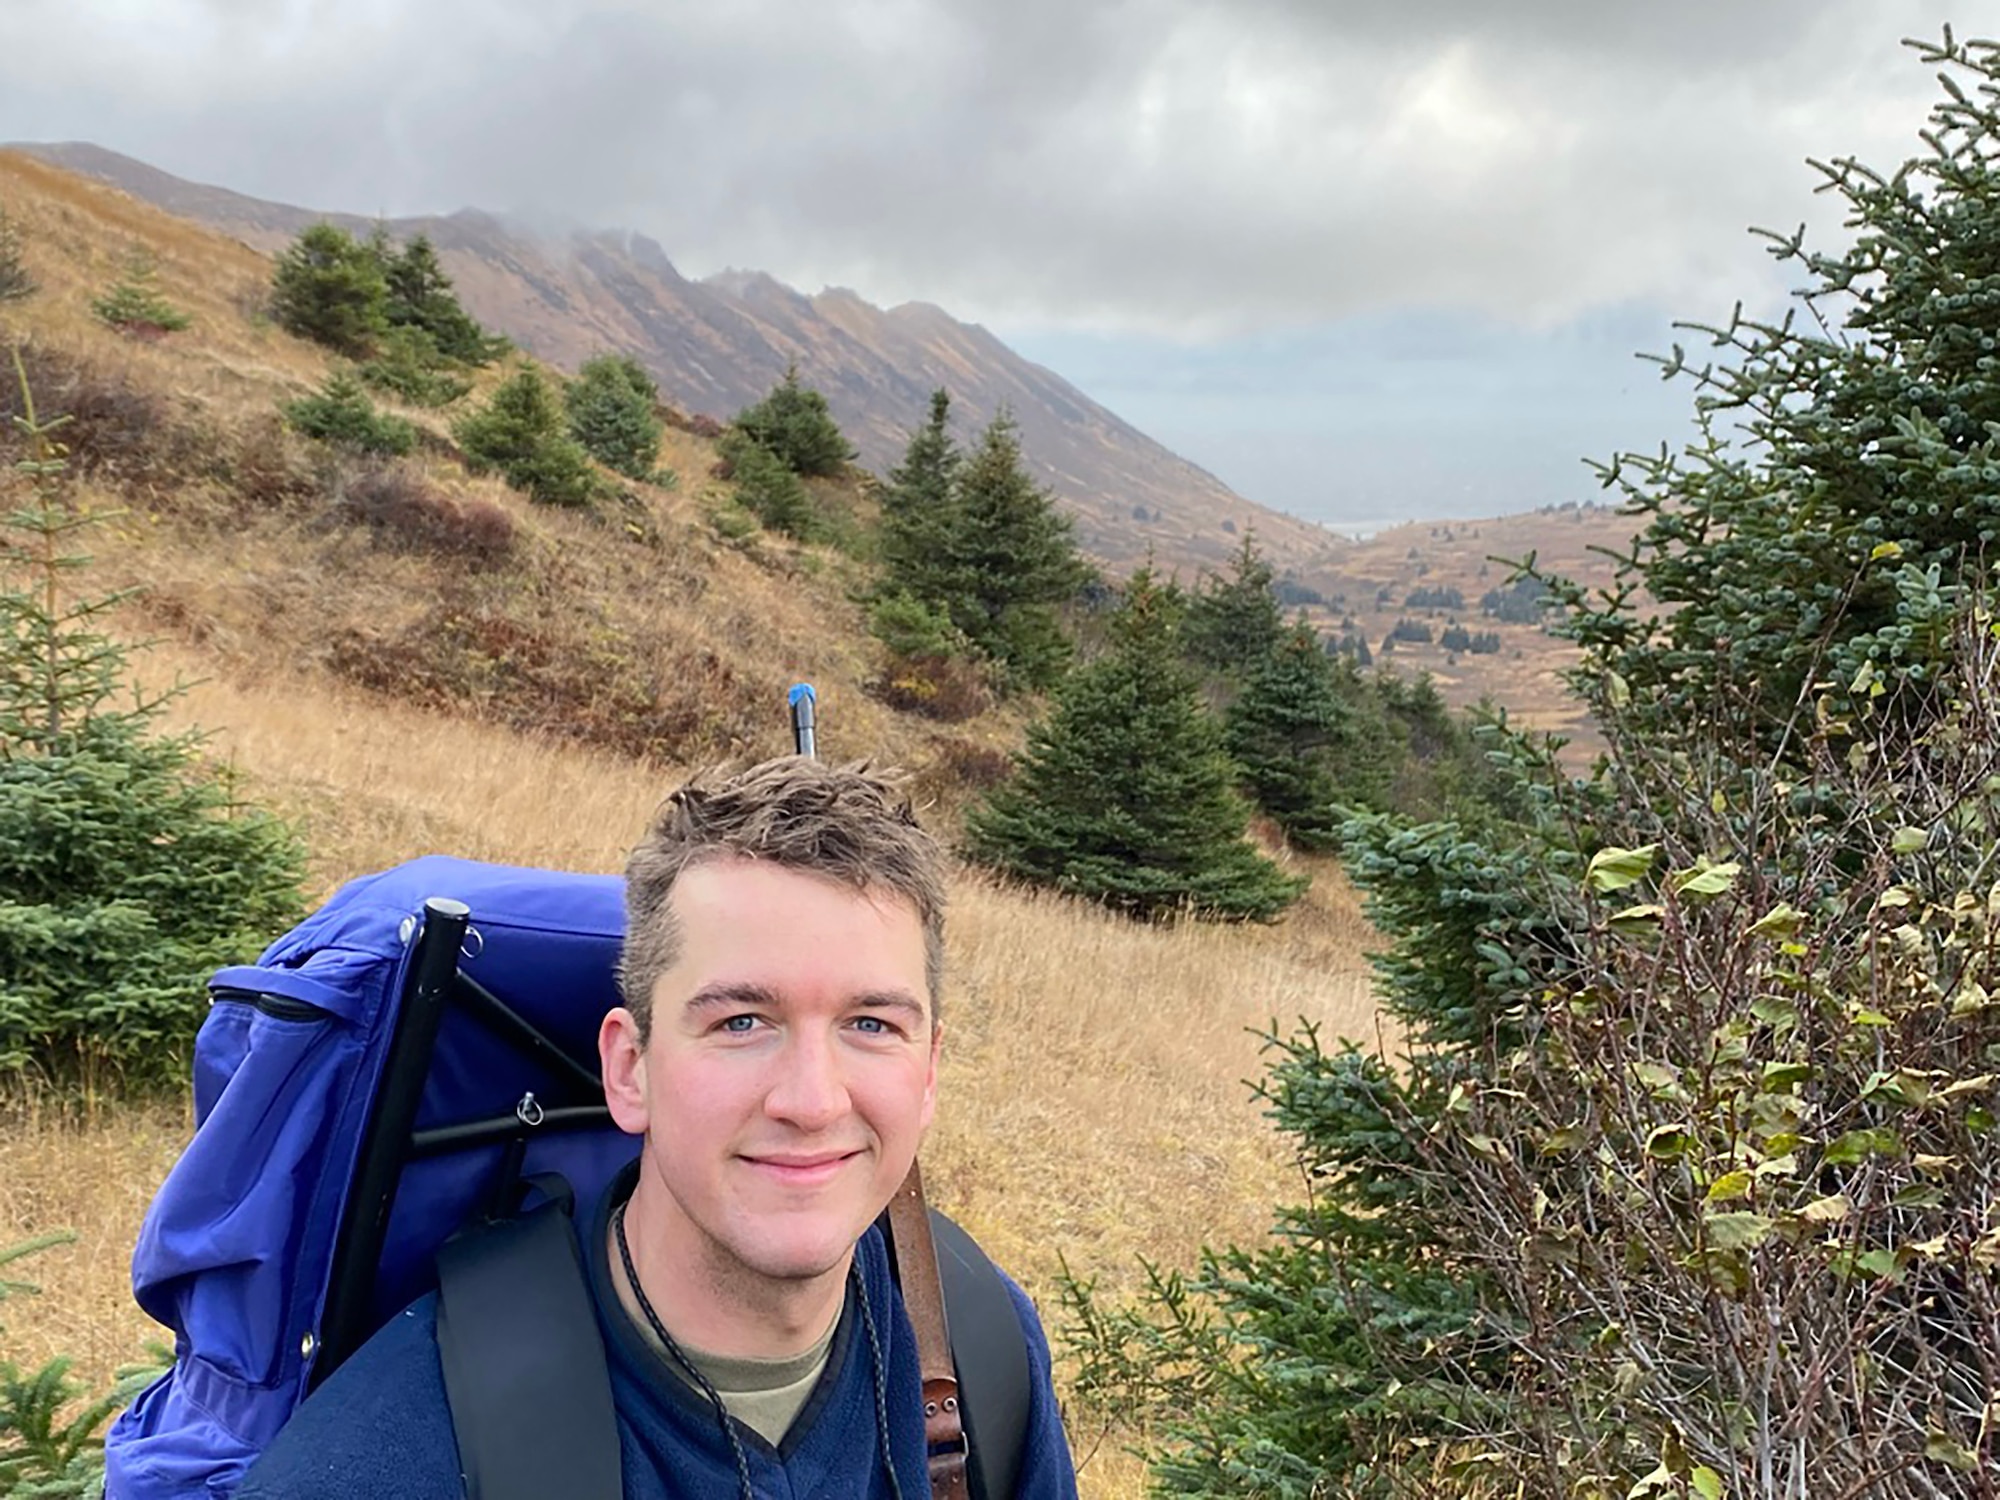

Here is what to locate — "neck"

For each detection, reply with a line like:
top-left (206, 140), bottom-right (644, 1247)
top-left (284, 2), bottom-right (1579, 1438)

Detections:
top-left (616, 1173), bottom-right (851, 1359)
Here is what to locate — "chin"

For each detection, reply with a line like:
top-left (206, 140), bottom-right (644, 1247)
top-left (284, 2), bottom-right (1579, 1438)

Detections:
top-left (745, 1237), bottom-right (858, 1284)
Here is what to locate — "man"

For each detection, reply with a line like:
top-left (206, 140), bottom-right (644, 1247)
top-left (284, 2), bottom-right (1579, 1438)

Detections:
top-left (240, 757), bottom-right (1079, 1497)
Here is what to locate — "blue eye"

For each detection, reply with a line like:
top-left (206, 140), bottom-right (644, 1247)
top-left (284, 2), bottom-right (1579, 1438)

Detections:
top-left (721, 1015), bottom-right (759, 1033)
top-left (852, 1016), bottom-right (893, 1036)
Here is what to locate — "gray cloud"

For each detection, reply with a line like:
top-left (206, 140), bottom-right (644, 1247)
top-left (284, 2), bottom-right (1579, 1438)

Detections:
top-left (0, 0), bottom-right (1967, 340)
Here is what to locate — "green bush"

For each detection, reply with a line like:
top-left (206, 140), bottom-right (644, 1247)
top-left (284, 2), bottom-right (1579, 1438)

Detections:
top-left (717, 427), bottom-right (818, 538)
top-left (454, 369), bottom-right (600, 507)
top-left (704, 496), bottom-right (760, 544)
top-left (868, 591), bottom-right (966, 661)
top-left (868, 593), bottom-right (991, 720)
top-left (282, 372), bottom-right (417, 456)
top-left (270, 224), bottom-right (387, 358)
top-left (565, 354), bottom-right (663, 480)
top-left (1, 1234), bottom-right (158, 1496)
top-left (2, 353), bottom-right (305, 1092)
top-left (733, 365), bottom-right (854, 477)
top-left (357, 327), bottom-right (472, 409)
top-left (505, 435), bottom-right (600, 509)
top-left (90, 257), bottom-right (189, 337)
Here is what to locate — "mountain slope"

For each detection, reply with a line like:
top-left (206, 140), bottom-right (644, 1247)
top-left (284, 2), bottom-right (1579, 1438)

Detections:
top-left (0, 146), bottom-right (1008, 788)
top-left (14, 141), bottom-right (1336, 574)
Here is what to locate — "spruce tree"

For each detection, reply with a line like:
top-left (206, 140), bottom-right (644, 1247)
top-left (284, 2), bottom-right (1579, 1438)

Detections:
top-left (869, 390), bottom-right (980, 703)
top-left (1, 352), bottom-right (303, 1090)
top-left (270, 223), bottom-right (389, 358)
top-left (453, 369), bottom-right (599, 507)
top-left (966, 567), bottom-right (1305, 921)
top-left (733, 365), bottom-right (854, 477)
top-left (1182, 530), bottom-right (1285, 677)
top-left (382, 233), bottom-right (506, 366)
top-left (877, 387), bottom-right (961, 602)
top-left (565, 353), bottom-right (664, 480)
top-left (91, 254), bottom-right (191, 337)
top-left (1224, 618), bottom-right (1385, 848)
top-left (937, 411), bottom-right (1088, 692)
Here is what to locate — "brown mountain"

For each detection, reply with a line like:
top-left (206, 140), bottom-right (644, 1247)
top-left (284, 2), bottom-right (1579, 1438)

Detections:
top-left (14, 141), bottom-right (1336, 574)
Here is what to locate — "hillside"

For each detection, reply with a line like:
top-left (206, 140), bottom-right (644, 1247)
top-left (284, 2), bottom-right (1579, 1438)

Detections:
top-left (1289, 502), bottom-right (1641, 750)
top-left (12, 140), bottom-right (1337, 574)
top-left (0, 149), bottom-right (1386, 1500)
top-left (0, 147), bottom-right (1021, 794)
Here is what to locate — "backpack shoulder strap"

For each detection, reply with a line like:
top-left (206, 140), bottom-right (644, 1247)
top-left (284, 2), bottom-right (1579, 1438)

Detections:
top-left (932, 1209), bottom-right (1032, 1500)
top-left (434, 1197), bottom-right (622, 1500)
top-left (885, 1162), bottom-right (1033, 1500)
top-left (437, 1171), bottom-right (1031, 1500)
top-left (886, 1170), bottom-right (969, 1498)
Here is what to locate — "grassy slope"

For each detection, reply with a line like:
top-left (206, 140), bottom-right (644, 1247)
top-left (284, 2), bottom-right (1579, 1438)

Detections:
top-left (0, 152), bottom-right (1387, 1497)
top-left (0, 148), bottom-right (1026, 796)
top-left (1287, 505), bottom-right (1637, 761)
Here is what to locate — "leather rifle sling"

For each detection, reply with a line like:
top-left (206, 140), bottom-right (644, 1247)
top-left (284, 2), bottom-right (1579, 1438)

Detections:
top-left (887, 1159), bottom-right (970, 1499)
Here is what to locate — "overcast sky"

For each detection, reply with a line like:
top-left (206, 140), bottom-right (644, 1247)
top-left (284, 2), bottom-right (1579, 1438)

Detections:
top-left (0, 0), bottom-right (1972, 528)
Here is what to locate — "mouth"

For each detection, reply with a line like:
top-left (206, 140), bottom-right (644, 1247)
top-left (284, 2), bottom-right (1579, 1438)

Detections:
top-left (741, 1149), bottom-right (863, 1186)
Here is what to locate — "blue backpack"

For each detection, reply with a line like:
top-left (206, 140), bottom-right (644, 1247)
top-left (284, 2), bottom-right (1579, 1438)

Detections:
top-left (104, 856), bottom-right (1028, 1499)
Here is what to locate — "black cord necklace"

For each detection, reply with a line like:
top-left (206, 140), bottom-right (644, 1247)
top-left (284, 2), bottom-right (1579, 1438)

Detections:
top-left (609, 1200), bottom-right (906, 1500)
top-left (613, 1201), bottom-right (758, 1500)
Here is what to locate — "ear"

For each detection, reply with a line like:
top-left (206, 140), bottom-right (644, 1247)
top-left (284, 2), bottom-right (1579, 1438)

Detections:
top-left (599, 1005), bottom-right (650, 1136)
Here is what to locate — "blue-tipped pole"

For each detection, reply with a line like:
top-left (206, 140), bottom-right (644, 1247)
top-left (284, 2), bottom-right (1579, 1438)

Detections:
top-left (789, 683), bottom-right (817, 759)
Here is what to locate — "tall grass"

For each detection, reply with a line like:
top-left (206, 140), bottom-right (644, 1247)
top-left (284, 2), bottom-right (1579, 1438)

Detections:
top-left (0, 147), bottom-right (1386, 1497)
top-left (2, 650), bottom-right (1381, 1498)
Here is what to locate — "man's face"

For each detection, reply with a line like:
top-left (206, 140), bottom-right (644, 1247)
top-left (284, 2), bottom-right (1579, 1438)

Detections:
top-left (601, 857), bottom-right (940, 1294)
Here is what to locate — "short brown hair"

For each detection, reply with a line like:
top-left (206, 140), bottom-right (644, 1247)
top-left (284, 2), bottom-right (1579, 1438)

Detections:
top-left (620, 757), bottom-right (946, 1039)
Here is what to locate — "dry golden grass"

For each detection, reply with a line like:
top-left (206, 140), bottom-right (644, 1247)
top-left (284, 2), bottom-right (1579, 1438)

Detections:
top-left (0, 148), bottom-right (1388, 1498)
top-left (929, 870), bottom-right (1377, 1279)
top-left (1295, 504), bottom-right (1639, 756)
top-left (1, 646), bottom-right (1382, 1499)
top-left (0, 152), bottom-right (335, 425)
top-left (0, 1099), bottom-right (188, 1381)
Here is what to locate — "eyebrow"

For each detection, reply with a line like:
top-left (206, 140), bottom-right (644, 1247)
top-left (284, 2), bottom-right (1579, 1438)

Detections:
top-left (850, 990), bottom-right (929, 1023)
top-left (683, 983), bottom-right (929, 1022)
top-left (685, 983), bottom-right (781, 1014)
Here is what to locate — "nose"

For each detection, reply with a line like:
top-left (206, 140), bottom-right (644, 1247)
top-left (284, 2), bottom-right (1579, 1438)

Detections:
top-left (762, 1028), bottom-right (850, 1132)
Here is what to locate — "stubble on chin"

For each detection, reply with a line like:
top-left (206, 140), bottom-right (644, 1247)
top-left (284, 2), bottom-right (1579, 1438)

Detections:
top-left (630, 1166), bottom-right (859, 1330)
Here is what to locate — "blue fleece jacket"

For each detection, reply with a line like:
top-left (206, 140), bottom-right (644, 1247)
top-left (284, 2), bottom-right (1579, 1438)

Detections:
top-left (236, 1177), bottom-right (1079, 1499)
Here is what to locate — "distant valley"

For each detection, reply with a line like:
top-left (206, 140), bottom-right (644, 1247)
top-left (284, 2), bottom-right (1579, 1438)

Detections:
top-left (2, 143), bottom-right (1642, 745)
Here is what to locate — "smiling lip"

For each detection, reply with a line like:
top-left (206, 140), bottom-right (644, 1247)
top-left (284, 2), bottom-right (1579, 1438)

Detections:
top-left (742, 1150), bottom-right (861, 1185)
